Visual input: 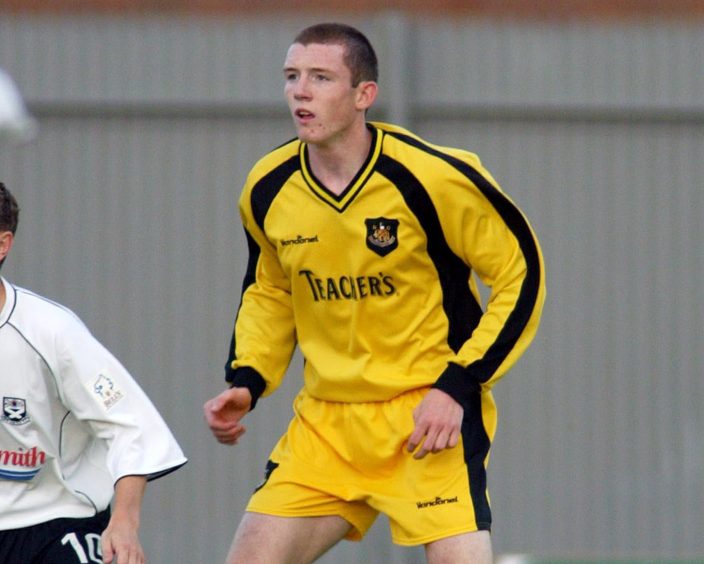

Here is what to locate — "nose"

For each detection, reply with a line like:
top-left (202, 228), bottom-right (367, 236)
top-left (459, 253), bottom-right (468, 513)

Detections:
top-left (291, 76), bottom-right (311, 100)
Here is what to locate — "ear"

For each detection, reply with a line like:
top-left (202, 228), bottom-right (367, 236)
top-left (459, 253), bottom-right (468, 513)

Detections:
top-left (0, 231), bottom-right (14, 264)
top-left (355, 80), bottom-right (378, 112)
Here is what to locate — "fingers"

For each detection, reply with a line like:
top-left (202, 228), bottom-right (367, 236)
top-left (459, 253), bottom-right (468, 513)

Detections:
top-left (204, 396), bottom-right (223, 413)
top-left (202, 400), bottom-right (226, 426)
top-left (206, 412), bottom-right (246, 444)
top-left (211, 423), bottom-right (247, 445)
top-left (203, 387), bottom-right (252, 421)
top-left (407, 390), bottom-right (464, 459)
top-left (102, 548), bottom-right (145, 564)
top-left (203, 389), bottom-right (249, 445)
top-left (406, 425), bottom-right (425, 456)
top-left (101, 539), bottom-right (114, 563)
top-left (408, 425), bottom-right (453, 460)
top-left (101, 533), bottom-right (145, 564)
top-left (203, 389), bottom-right (230, 415)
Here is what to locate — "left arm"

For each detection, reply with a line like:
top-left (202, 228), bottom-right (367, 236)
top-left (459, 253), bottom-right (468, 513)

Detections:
top-left (410, 156), bottom-right (546, 459)
top-left (101, 475), bottom-right (147, 564)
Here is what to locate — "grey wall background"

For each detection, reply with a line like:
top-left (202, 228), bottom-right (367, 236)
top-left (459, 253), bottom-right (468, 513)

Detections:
top-left (1, 11), bottom-right (703, 563)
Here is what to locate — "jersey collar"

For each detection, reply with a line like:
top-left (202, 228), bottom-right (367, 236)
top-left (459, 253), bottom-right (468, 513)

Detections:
top-left (299, 124), bottom-right (383, 213)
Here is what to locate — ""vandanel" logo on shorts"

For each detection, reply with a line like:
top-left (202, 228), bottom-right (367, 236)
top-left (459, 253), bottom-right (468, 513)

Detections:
top-left (416, 495), bottom-right (459, 509)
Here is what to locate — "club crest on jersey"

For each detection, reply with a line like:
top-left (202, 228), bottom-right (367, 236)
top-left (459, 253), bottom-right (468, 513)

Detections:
top-left (365, 217), bottom-right (399, 257)
top-left (89, 373), bottom-right (125, 410)
top-left (2, 397), bottom-right (30, 425)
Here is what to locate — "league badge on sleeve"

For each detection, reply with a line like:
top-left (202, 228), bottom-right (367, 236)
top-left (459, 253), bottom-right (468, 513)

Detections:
top-left (365, 217), bottom-right (399, 257)
top-left (2, 397), bottom-right (30, 425)
top-left (88, 373), bottom-right (125, 410)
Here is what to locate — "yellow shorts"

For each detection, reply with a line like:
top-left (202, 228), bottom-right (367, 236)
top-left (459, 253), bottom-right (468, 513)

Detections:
top-left (247, 387), bottom-right (497, 546)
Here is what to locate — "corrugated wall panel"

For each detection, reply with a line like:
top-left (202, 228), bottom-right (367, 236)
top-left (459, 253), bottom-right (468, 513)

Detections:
top-left (414, 20), bottom-right (704, 110)
top-left (1, 13), bottom-right (703, 563)
top-left (1, 15), bottom-right (388, 107)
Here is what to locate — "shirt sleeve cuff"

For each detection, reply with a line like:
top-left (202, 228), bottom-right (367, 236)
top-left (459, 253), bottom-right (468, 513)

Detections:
top-left (225, 366), bottom-right (267, 410)
top-left (432, 362), bottom-right (481, 407)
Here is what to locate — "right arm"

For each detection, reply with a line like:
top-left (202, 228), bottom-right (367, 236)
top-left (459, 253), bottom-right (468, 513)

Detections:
top-left (224, 221), bottom-right (296, 407)
top-left (205, 173), bottom-right (297, 442)
top-left (100, 475), bottom-right (147, 564)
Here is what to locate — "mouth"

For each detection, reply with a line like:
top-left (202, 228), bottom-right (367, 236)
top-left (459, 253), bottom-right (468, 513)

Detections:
top-left (295, 109), bottom-right (315, 122)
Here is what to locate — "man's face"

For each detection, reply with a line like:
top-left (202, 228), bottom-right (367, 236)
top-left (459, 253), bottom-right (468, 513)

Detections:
top-left (283, 42), bottom-right (369, 147)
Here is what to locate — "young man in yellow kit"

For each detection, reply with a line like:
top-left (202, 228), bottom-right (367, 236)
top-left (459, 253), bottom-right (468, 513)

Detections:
top-left (205, 22), bottom-right (545, 563)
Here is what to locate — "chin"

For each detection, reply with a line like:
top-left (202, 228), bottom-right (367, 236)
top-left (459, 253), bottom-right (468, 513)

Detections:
top-left (296, 131), bottom-right (324, 145)
top-left (293, 123), bottom-right (329, 144)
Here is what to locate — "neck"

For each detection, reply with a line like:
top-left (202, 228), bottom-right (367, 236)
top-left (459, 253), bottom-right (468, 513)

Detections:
top-left (307, 124), bottom-right (372, 196)
top-left (0, 278), bottom-right (5, 312)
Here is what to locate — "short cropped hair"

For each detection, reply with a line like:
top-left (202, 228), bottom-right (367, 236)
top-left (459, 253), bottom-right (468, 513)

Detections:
top-left (0, 182), bottom-right (19, 235)
top-left (293, 23), bottom-right (378, 86)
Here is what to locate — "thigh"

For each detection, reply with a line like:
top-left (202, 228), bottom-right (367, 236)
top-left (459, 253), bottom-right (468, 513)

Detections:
top-left (226, 511), bottom-right (351, 564)
top-left (425, 530), bottom-right (492, 564)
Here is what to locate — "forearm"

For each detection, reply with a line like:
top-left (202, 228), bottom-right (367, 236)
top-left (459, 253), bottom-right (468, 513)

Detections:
top-left (226, 227), bottom-right (296, 401)
top-left (111, 475), bottom-right (147, 528)
top-left (101, 475), bottom-right (148, 563)
top-left (436, 218), bottom-right (545, 399)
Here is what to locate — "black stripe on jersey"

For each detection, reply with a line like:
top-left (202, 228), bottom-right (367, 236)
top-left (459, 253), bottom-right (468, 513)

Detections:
top-left (241, 229), bottom-right (260, 293)
top-left (250, 155), bottom-right (300, 232)
top-left (224, 229), bottom-right (262, 385)
top-left (383, 130), bottom-right (542, 385)
top-left (376, 155), bottom-right (483, 353)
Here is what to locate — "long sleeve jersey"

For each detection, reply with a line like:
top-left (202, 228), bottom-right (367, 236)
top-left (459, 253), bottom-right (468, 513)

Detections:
top-left (0, 277), bottom-right (187, 530)
top-left (226, 122), bottom-right (545, 407)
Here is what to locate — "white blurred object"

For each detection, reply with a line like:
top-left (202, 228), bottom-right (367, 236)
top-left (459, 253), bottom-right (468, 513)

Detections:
top-left (495, 555), bottom-right (533, 564)
top-left (0, 67), bottom-right (38, 143)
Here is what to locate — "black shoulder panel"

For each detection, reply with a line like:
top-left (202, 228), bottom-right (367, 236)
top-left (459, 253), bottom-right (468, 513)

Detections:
top-left (250, 155), bottom-right (300, 232)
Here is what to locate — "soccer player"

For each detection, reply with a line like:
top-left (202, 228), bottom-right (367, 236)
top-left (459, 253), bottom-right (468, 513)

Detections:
top-left (0, 182), bottom-right (187, 563)
top-left (204, 23), bottom-right (545, 564)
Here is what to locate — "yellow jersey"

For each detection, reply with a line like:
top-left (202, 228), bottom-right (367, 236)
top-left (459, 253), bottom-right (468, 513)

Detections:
top-left (225, 122), bottom-right (545, 407)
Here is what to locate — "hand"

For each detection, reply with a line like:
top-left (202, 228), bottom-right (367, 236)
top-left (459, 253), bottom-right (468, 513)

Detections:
top-left (203, 387), bottom-right (252, 445)
top-left (101, 476), bottom-right (147, 563)
top-left (101, 517), bottom-right (144, 564)
top-left (407, 388), bottom-right (464, 460)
